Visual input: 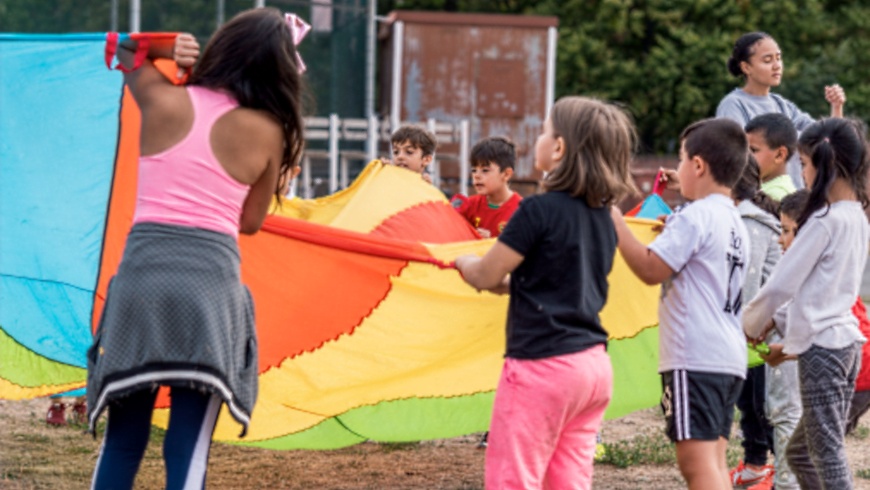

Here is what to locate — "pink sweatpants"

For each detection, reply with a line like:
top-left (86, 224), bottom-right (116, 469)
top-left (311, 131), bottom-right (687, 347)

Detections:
top-left (485, 345), bottom-right (613, 490)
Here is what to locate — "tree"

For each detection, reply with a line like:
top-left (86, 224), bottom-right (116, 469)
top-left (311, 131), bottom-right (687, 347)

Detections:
top-left (4, 0), bottom-right (870, 152)
top-left (378, 0), bottom-right (870, 153)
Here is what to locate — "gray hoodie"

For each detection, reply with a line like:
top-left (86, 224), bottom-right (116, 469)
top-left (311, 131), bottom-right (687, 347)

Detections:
top-left (738, 200), bottom-right (782, 304)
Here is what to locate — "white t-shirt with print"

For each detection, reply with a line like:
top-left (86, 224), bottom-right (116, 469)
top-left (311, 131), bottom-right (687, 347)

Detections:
top-left (649, 193), bottom-right (749, 378)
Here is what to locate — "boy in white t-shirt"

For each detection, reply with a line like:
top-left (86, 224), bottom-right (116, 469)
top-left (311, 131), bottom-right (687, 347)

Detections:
top-left (611, 118), bottom-right (750, 490)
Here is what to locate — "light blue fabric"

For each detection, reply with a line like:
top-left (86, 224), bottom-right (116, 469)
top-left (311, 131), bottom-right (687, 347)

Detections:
top-left (0, 35), bottom-right (122, 367)
top-left (634, 194), bottom-right (672, 219)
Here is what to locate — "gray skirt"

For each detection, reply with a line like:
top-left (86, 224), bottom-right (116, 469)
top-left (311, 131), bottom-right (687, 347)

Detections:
top-left (87, 223), bottom-right (257, 436)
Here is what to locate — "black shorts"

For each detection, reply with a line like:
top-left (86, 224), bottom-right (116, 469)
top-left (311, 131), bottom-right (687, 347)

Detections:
top-left (660, 370), bottom-right (743, 442)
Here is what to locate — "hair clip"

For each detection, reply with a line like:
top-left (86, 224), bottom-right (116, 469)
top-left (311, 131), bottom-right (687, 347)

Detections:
top-left (284, 13), bottom-right (312, 74)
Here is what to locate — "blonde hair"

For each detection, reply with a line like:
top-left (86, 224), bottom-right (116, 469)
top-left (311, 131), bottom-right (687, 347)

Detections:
top-left (542, 96), bottom-right (638, 207)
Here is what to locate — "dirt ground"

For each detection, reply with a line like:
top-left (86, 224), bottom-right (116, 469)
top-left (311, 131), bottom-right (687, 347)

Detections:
top-left (3, 397), bottom-right (870, 489)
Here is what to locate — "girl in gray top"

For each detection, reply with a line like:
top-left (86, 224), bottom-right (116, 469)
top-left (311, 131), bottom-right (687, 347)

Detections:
top-left (716, 31), bottom-right (846, 189)
top-left (744, 118), bottom-right (870, 490)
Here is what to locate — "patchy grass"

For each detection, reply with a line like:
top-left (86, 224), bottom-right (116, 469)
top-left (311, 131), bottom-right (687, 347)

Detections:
top-left (599, 433), bottom-right (675, 468)
top-left (725, 437), bottom-right (745, 469)
top-left (598, 430), bottom-right (743, 470)
top-left (851, 425), bottom-right (870, 441)
top-left (27, 400), bottom-right (870, 489)
top-left (12, 432), bottom-right (51, 444)
top-left (378, 442), bottom-right (422, 453)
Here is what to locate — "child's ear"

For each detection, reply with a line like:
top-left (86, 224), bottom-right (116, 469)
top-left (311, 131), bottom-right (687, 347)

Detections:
top-left (775, 145), bottom-right (788, 163)
top-left (553, 136), bottom-right (566, 162)
top-left (502, 167), bottom-right (514, 180)
top-left (692, 155), bottom-right (707, 176)
top-left (422, 154), bottom-right (434, 168)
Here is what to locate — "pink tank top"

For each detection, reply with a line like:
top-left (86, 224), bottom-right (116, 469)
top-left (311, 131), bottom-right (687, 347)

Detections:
top-left (132, 86), bottom-right (250, 238)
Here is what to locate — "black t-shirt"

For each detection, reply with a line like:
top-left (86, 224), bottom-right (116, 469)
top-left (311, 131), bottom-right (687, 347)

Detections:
top-left (498, 191), bottom-right (614, 359)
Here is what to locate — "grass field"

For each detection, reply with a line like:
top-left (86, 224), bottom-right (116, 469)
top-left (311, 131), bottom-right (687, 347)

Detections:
top-left (4, 398), bottom-right (870, 489)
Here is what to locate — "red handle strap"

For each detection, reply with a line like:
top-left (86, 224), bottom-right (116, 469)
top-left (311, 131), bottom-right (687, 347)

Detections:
top-left (651, 169), bottom-right (666, 196)
top-left (105, 32), bottom-right (151, 73)
top-left (105, 33), bottom-right (190, 84)
top-left (104, 32), bottom-right (118, 69)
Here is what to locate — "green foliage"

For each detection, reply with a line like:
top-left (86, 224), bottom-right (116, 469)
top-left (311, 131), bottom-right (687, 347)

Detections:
top-left (382, 0), bottom-right (870, 153)
top-left (857, 467), bottom-right (870, 479)
top-left (539, 0), bottom-right (745, 152)
top-left (0, 0), bottom-right (114, 32)
top-left (4, 1), bottom-right (870, 151)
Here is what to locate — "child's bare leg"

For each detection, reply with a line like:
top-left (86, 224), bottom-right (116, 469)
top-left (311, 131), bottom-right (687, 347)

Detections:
top-left (716, 437), bottom-right (730, 488)
top-left (675, 439), bottom-right (730, 490)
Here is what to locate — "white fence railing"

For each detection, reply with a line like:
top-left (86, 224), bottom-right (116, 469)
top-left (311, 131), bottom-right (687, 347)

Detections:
top-left (294, 115), bottom-right (470, 199)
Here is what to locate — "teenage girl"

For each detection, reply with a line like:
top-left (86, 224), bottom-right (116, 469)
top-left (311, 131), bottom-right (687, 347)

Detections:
top-left (86, 8), bottom-right (306, 489)
top-left (744, 117), bottom-right (870, 489)
top-left (455, 96), bottom-right (637, 489)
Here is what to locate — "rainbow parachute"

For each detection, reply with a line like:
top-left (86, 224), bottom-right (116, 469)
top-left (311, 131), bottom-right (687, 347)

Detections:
top-left (0, 33), bottom-right (663, 449)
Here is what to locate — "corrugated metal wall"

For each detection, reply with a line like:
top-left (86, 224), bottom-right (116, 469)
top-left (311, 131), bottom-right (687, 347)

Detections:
top-left (380, 11), bottom-right (558, 192)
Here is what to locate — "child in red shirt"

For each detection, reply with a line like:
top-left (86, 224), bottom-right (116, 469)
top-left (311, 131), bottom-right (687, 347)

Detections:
top-left (847, 299), bottom-right (870, 434)
top-left (452, 136), bottom-right (522, 238)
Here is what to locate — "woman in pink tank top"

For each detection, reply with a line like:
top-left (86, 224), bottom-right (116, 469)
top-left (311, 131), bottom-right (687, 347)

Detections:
top-left (87, 8), bottom-right (307, 490)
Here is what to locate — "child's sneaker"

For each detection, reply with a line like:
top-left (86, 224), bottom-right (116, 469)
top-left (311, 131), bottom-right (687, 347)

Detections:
top-left (730, 460), bottom-right (774, 487)
top-left (477, 432), bottom-right (488, 449)
top-left (69, 398), bottom-right (87, 425)
top-left (746, 471), bottom-right (775, 490)
top-left (46, 401), bottom-right (67, 426)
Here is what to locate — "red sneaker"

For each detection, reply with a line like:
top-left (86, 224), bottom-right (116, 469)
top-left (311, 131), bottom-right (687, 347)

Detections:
top-left (46, 401), bottom-right (67, 426)
top-left (730, 460), bottom-right (774, 487)
top-left (70, 398), bottom-right (87, 425)
top-left (746, 471), bottom-right (774, 490)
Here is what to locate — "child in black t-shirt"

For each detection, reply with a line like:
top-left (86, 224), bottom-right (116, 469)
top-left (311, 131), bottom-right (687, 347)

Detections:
top-left (455, 96), bottom-right (637, 489)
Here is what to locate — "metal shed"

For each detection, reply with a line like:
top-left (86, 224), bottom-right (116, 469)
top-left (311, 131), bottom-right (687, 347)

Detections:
top-left (379, 10), bottom-right (558, 195)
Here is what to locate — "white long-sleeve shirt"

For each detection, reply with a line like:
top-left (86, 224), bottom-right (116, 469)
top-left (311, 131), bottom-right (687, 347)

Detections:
top-left (743, 201), bottom-right (869, 355)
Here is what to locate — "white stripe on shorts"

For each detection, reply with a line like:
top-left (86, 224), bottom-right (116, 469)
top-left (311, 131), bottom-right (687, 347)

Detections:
top-left (674, 370), bottom-right (690, 440)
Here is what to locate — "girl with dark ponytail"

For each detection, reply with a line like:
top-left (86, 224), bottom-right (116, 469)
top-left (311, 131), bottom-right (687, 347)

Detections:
top-left (743, 117), bottom-right (870, 489)
top-left (87, 8), bottom-right (309, 489)
top-left (795, 118), bottom-right (870, 227)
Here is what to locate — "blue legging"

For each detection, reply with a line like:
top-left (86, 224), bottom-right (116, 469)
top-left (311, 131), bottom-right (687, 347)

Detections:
top-left (91, 387), bottom-right (222, 490)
